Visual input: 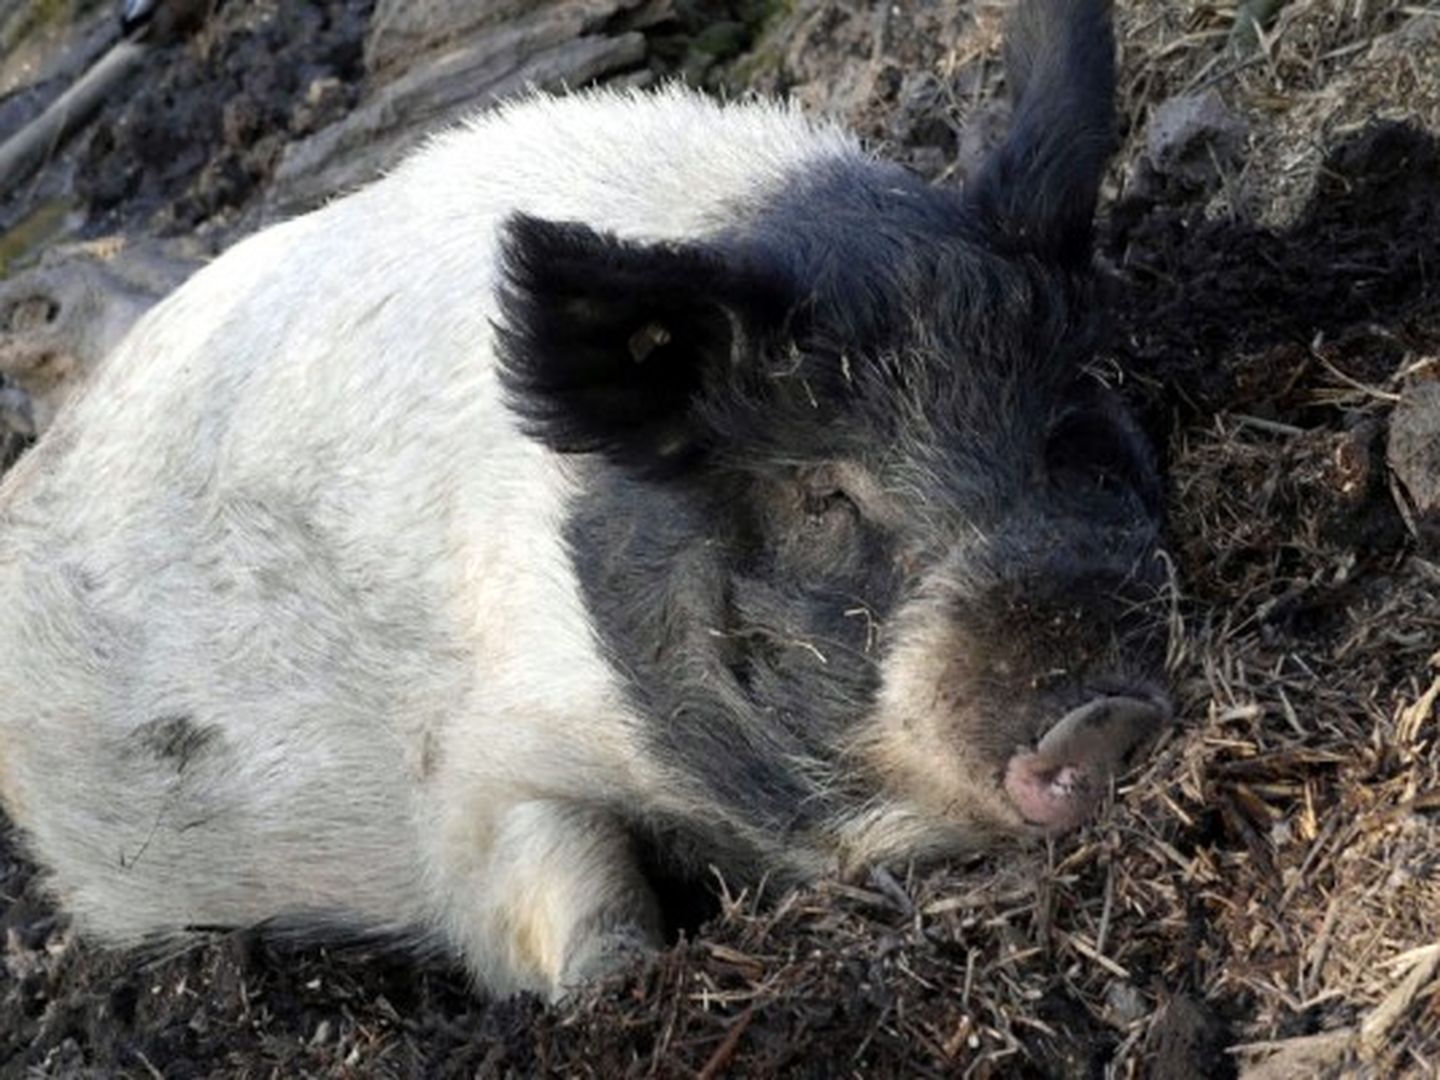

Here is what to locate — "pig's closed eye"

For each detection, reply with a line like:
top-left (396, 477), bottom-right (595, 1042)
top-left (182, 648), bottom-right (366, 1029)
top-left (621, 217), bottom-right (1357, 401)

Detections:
top-left (1045, 411), bottom-right (1149, 501)
top-left (803, 487), bottom-right (856, 525)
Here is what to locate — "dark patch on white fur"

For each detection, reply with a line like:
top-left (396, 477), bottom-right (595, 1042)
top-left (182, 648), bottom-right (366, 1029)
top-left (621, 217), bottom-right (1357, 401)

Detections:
top-left (133, 715), bottom-right (219, 773)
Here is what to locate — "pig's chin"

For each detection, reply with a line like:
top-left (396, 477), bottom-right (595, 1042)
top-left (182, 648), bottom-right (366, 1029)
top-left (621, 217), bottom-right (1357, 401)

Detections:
top-left (1003, 695), bottom-right (1170, 831)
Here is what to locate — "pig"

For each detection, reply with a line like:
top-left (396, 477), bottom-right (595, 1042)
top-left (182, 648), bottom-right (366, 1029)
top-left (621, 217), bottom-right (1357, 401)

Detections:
top-left (0, 0), bottom-right (1171, 999)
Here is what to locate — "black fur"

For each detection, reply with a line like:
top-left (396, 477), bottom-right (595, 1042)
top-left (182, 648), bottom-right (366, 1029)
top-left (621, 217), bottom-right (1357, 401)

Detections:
top-left (496, 214), bottom-right (793, 474)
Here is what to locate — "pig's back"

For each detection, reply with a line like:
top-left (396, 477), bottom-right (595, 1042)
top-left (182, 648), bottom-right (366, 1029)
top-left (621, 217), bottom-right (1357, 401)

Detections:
top-left (5, 85), bottom-right (860, 544)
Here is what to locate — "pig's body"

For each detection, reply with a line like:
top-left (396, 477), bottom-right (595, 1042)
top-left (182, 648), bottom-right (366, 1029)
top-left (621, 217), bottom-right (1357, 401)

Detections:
top-left (0, 90), bottom-right (851, 990)
top-left (0, 1), bottom-right (1172, 998)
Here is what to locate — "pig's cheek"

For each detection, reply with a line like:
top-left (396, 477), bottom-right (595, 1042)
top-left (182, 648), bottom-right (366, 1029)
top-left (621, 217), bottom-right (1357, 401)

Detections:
top-left (847, 610), bottom-right (1026, 833)
top-left (854, 704), bottom-right (1020, 828)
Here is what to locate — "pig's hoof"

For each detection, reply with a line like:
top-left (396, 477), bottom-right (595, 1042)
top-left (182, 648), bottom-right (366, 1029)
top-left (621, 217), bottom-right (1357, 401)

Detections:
top-left (553, 923), bottom-right (659, 1001)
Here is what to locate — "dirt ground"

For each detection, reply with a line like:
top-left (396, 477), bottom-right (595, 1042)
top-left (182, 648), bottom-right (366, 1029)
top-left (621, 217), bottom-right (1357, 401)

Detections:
top-left (2, 1), bottom-right (1439, 1076)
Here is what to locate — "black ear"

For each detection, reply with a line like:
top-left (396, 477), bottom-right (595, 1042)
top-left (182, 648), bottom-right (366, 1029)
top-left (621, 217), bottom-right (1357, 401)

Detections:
top-left (965, 0), bottom-right (1116, 264)
top-left (496, 214), bottom-right (790, 471)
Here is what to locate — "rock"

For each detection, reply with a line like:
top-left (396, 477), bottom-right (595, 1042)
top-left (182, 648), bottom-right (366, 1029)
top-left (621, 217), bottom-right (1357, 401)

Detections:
top-left (0, 237), bottom-right (200, 435)
top-left (1102, 980), bottom-right (1148, 1028)
top-left (1145, 93), bottom-right (1247, 179)
top-left (365, 0), bottom-right (532, 81)
top-left (365, 0), bottom-right (671, 82)
top-left (1389, 378), bottom-right (1440, 553)
top-left (1127, 91), bottom-right (1248, 203)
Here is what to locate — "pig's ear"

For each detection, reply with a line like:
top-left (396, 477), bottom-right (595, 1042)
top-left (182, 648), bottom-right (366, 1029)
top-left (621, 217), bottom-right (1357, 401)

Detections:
top-left (496, 214), bottom-right (790, 472)
top-left (965, 0), bottom-right (1116, 265)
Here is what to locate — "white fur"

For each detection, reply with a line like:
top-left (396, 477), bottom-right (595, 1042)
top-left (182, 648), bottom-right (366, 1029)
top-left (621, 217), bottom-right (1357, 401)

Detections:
top-left (0, 87), bottom-right (863, 997)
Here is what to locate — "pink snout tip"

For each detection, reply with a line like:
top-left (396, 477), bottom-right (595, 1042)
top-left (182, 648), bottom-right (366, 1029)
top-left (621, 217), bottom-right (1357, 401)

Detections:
top-left (1004, 694), bottom-right (1171, 831)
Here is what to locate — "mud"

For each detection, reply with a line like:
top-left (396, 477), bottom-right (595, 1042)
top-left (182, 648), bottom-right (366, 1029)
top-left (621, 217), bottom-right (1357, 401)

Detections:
top-left (73, 1), bottom-right (374, 239)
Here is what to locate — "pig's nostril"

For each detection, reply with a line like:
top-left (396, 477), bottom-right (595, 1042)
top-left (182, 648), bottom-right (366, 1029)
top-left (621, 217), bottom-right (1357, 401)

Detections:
top-left (1005, 695), bottom-right (1171, 831)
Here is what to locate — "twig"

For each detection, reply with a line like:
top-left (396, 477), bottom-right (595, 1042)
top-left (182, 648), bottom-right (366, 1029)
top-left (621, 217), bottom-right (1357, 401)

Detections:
top-left (696, 1007), bottom-right (754, 1080)
top-left (1360, 945), bottom-right (1440, 1056)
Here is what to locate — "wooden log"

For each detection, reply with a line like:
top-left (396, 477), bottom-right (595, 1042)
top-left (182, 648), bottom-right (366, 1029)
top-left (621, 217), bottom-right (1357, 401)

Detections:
top-left (0, 40), bottom-right (147, 198)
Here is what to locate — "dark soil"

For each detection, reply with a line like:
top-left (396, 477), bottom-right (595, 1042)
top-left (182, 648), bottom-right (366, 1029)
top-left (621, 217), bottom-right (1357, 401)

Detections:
top-left (74, 0), bottom-right (375, 238)
top-left (1, 0), bottom-right (776, 249)
top-left (1108, 119), bottom-right (1439, 585)
top-left (1109, 120), bottom-right (1440, 426)
top-left (0, 825), bottom-right (1223, 1077)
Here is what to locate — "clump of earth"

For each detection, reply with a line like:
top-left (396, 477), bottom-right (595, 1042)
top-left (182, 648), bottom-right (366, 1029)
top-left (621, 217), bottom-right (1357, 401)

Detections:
top-left (74, 0), bottom-right (374, 236)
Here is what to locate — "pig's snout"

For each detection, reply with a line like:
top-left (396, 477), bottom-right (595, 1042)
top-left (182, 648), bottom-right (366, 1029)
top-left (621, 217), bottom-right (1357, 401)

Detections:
top-left (1004, 695), bottom-right (1171, 831)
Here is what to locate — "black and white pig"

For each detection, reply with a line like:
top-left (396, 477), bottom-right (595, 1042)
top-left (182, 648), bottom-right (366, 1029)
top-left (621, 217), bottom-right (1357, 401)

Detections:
top-left (0, 0), bottom-right (1171, 998)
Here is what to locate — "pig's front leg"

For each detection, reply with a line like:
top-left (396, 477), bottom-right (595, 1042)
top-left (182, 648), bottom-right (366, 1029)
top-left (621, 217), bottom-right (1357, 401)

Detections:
top-left (443, 799), bottom-right (662, 999)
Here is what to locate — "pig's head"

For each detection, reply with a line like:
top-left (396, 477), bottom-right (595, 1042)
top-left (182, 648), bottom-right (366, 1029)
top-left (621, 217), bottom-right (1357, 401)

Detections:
top-left (498, 0), bottom-right (1171, 875)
